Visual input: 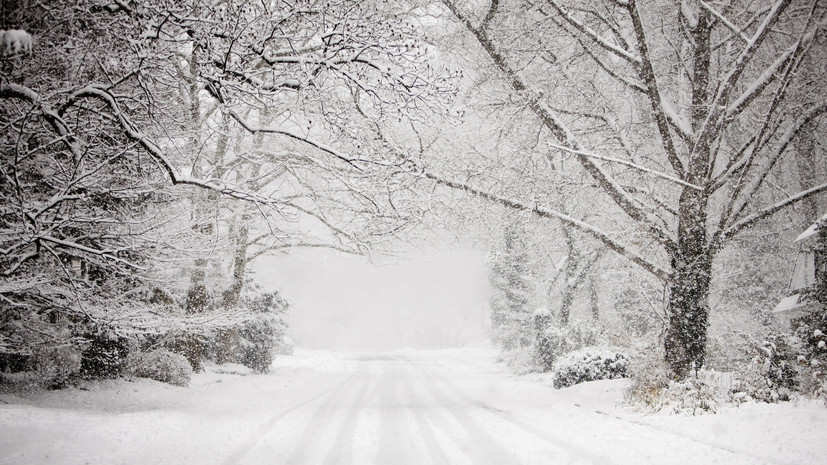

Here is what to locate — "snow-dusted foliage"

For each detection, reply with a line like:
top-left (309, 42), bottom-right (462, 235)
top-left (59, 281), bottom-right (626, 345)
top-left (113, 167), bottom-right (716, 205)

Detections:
top-left (236, 290), bottom-right (289, 373)
top-left (80, 333), bottom-right (130, 379)
top-left (792, 309), bottom-right (827, 401)
top-left (552, 346), bottom-right (628, 389)
top-left (130, 349), bottom-right (192, 387)
top-left (1, 0), bottom-right (455, 385)
top-left (488, 220), bottom-right (537, 350)
top-left (628, 328), bottom-right (822, 412)
top-left (534, 318), bottom-right (599, 372)
top-left (0, 3), bottom-right (207, 376)
top-left (733, 335), bottom-right (800, 403)
top-left (626, 345), bottom-right (671, 409)
top-left (626, 347), bottom-right (722, 414)
top-left (657, 378), bottom-right (720, 415)
top-left (199, 286), bottom-right (289, 373)
top-left (30, 345), bottom-right (82, 389)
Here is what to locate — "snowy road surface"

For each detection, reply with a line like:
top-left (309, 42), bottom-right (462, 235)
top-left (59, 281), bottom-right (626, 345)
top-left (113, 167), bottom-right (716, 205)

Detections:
top-left (1, 348), bottom-right (824, 464)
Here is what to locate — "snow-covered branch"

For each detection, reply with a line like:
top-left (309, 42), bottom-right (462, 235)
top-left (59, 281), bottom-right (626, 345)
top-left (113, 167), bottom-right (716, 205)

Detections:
top-left (226, 109), bottom-right (363, 171)
top-left (546, 143), bottom-right (701, 190)
top-left (544, 0), bottom-right (642, 66)
top-left (725, 21), bottom-right (821, 119)
top-left (713, 181), bottom-right (827, 252)
top-left (692, 0), bottom-right (792, 149)
top-left (628, 0), bottom-right (686, 178)
top-left (421, 169), bottom-right (672, 283)
top-left (443, 0), bottom-right (678, 255)
top-left (699, 1), bottom-right (750, 43)
top-left (717, 99), bottom-right (827, 231)
top-left (2, 83), bottom-right (285, 206)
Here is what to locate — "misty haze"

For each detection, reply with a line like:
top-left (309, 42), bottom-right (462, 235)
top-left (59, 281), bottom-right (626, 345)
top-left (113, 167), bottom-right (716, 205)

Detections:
top-left (1, 0), bottom-right (826, 464)
top-left (256, 249), bottom-right (490, 351)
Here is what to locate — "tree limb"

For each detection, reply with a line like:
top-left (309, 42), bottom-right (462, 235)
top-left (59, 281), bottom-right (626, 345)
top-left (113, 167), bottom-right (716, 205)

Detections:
top-left (421, 168), bottom-right (672, 282)
top-left (713, 182), bottom-right (827, 252)
top-left (628, 0), bottom-right (686, 177)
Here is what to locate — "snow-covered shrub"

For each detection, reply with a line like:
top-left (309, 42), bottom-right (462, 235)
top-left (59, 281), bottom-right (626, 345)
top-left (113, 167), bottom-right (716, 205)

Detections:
top-left (733, 335), bottom-right (800, 403)
top-left (30, 346), bottom-right (82, 389)
top-left (658, 377), bottom-right (720, 414)
top-left (237, 290), bottom-right (289, 373)
top-left (552, 346), bottom-right (628, 388)
top-left (626, 348), bottom-right (722, 414)
top-left (80, 333), bottom-right (130, 379)
top-left (792, 310), bottom-right (827, 401)
top-left (625, 345), bottom-right (671, 408)
top-left (131, 349), bottom-right (192, 386)
top-left (535, 319), bottom-right (599, 372)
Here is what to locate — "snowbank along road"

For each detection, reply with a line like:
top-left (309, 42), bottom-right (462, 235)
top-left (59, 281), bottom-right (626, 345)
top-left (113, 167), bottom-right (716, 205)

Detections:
top-left (0, 348), bottom-right (820, 464)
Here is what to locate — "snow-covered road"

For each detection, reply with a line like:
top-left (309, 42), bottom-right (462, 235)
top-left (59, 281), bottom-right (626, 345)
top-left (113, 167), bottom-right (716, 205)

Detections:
top-left (1, 348), bottom-right (823, 464)
top-left (226, 353), bottom-right (607, 465)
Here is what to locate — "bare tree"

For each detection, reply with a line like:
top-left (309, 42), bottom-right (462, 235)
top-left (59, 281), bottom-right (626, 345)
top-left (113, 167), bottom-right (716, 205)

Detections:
top-left (426, 0), bottom-right (827, 377)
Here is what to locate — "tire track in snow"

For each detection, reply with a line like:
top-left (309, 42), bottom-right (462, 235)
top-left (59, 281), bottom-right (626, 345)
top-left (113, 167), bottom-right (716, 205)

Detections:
top-left (221, 372), bottom-right (360, 465)
top-left (320, 373), bottom-right (374, 465)
top-left (374, 362), bottom-right (428, 464)
top-left (407, 362), bottom-right (519, 465)
top-left (284, 373), bottom-right (369, 465)
top-left (393, 363), bottom-right (453, 465)
top-left (419, 364), bottom-right (615, 465)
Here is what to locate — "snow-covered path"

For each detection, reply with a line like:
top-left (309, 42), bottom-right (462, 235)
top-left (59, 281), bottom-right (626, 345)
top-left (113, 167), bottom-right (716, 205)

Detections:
top-left (227, 353), bottom-right (601, 465)
top-left (1, 348), bottom-right (824, 464)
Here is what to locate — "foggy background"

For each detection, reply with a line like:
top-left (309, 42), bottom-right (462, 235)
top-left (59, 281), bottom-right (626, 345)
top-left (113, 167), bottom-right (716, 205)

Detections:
top-left (254, 248), bottom-right (492, 350)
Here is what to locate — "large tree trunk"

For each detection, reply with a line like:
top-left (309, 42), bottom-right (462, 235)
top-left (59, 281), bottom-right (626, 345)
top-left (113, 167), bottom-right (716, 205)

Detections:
top-left (665, 187), bottom-right (712, 379)
top-left (214, 219), bottom-right (250, 364)
top-left (555, 227), bottom-right (604, 326)
top-left (175, 52), bottom-right (208, 372)
top-left (663, 7), bottom-right (713, 379)
top-left (177, 261), bottom-right (208, 372)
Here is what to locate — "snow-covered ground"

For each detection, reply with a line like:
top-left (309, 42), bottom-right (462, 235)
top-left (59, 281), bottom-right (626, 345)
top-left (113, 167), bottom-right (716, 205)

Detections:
top-left (1, 347), bottom-right (824, 464)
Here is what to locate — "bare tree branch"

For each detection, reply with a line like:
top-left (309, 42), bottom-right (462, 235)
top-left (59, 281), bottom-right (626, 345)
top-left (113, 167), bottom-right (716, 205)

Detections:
top-left (420, 168), bottom-right (672, 282)
top-left (546, 143), bottom-right (702, 190)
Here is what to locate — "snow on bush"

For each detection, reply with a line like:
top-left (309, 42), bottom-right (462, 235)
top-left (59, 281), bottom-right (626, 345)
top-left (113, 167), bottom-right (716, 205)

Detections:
top-left (732, 335), bottom-right (800, 403)
top-left (625, 344), bottom-right (670, 408)
top-left (131, 349), bottom-right (192, 387)
top-left (80, 333), bottom-right (130, 379)
top-left (658, 377), bottom-right (720, 414)
top-left (535, 318), bottom-right (599, 372)
top-left (552, 346), bottom-right (628, 388)
top-left (237, 290), bottom-right (289, 373)
top-left (30, 345), bottom-right (82, 389)
top-left (793, 309), bottom-right (827, 402)
top-left (625, 349), bottom-right (721, 415)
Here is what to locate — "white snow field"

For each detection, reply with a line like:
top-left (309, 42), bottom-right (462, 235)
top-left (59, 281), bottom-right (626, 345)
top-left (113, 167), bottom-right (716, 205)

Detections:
top-left (1, 347), bottom-right (825, 465)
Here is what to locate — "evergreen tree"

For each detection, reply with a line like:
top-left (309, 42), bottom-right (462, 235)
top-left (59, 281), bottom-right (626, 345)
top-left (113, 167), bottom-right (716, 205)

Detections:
top-left (489, 221), bottom-right (535, 349)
